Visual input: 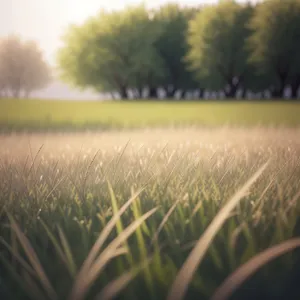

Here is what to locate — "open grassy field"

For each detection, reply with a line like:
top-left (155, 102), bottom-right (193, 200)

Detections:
top-left (1, 98), bottom-right (300, 130)
top-left (1, 127), bottom-right (300, 300)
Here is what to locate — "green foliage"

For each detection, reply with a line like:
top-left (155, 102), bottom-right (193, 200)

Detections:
top-left (55, 0), bottom-right (300, 100)
top-left (57, 3), bottom-right (201, 100)
top-left (186, 0), bottom-right (254, 96)
top-left (247, 0), bottom-right (300, 97)
top-left (57, 5), bottom-right (164, 99)
top-left (151, 3), bottom-right (200, 97)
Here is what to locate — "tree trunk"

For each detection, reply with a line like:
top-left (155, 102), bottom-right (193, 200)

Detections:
top-left (272, 70), bottom-right (288, 99)
top-left (119, 86), bottom-right (128, 100)
top-left (166, 87), bottom-right (176, 99)
top-left (291, 76), bottom-right (300, 99)
top-left (241, 88), bottom-right (247, 99)
top-left (198, 88), bottom-right (204, 99)
top-left (137, 87), bottom-right (143, 99)
top-left (272, 86), bottom-right (285, 99)
top-left (272, 84), bottom-right (285, 99)
top-left (224, 83), bottom-right (239, 99)
top-left (148, 86), bottom-right (158, 99)
top-left (291, 85), bottom-right (299, 99)
top-left (180, 90), bottom-right (187, 100)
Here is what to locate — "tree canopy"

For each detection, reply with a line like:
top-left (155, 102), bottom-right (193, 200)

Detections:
top-left (186, 0), bottom-right (255, 98)
top-left (151, 3), bottom-right (200, 98)
top-left (55, 0), bottom-right (300, 100)
top-left (57, 5), bottom-right (164, 99)
top-left (0, 36), bottom-right (51, 98)
top-left (247, 0), bottom-right (300, 98)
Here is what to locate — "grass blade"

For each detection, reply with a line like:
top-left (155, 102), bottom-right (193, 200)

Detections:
top-left (23, 269), bottom-right (48, 300)
top-left (211, 238), bottom-right (300, 300)
top-left (72, 185), bottom-right (146, 283)
top-left (39, 220), bottom-right (69, 271)
top-left (7, 214), bottom-right (58, 300)
top-left (0, 255), bottom-right (42, 300)
top-left (57, 225), bottom-right (77, 277)
top-left (95, 256), bottom-right (153, 300)
top-left (151, 196), bottom-right (181, 246)
top-left (167, 161), bottom-right (269, 300)
top-left (69, 207), bottom-right (158, 300)
top-left (28, 143), bottom-right (44, 177)
top-left (0, 237), bottom-right (36, 277)
top-left (111, 139), bottom-right (131, 181)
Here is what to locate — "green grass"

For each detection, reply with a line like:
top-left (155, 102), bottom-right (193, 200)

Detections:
top-left (1, 129), bottom-right (300, 300)
top-left (1, 98), bottom-right (300, 131)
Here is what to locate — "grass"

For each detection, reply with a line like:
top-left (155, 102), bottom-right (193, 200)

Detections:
top-left (1, 128), bottom-right (300, 300)
top-left (1, 98), bottom-right (300, 131)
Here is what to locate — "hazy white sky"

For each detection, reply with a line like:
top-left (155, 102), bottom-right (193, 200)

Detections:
top-left (1, 0), bottom-right (255, 67)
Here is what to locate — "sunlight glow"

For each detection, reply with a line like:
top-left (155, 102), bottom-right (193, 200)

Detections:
top-left (2, 0), bottom-right (252, 65)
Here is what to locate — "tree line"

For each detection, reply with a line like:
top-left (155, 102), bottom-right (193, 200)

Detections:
top-left (1, 0), bottom-right (300, 100)
top-left (57, 0), bottom-right (300, 100)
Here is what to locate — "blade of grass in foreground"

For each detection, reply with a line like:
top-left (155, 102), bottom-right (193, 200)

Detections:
top-left (150, 196), bottom-right (181, 246)
top-left (7, 213), bottom-right (58, 300)
top-left (130, 188), bottom-right (154, 297)
top-left (57, 226), bottom-right (77, 276)
top-left (108, 181), bottom-right (132, 262)
top-left (71, 184), bottom-right (146, 283)
top-left (39, 220), bottom-right (76, 278)
top-left (167, 161), bottom-right (270, 300)
top-left (211, 238), bottom-right (300, 300)
top-left (95, 256), bottom-right (154, 300)
top-left (0, 237), bottom-right (36, 277)
top-left (0, 253), bottom-right (47, 300)
top-left (68, 207), bottom-right (158, 300)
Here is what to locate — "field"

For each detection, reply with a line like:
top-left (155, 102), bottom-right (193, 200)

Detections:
top-left (1, 99), bottom-right (300, 130)
top-left (1, 126), bottom-right (300, 300)
top-left (1, 99), bottom-right (300, 300)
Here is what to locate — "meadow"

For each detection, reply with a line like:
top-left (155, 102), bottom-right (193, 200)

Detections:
top-left (1, 126), bottom-right (300, 300)
top-left (1, 99), bottom-right (300, 130)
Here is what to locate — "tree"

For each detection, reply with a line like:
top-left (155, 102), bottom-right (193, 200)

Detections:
top-left (186, 0), bottom-right (254, 98)
top-left (150, 3), bottom-right (200, 99)
top-left (248, 0), bottom-right (300, 99)
top-left (57, 5), bottom-right (164, 100)
top-left (0, 36), bottom-right (51, 98)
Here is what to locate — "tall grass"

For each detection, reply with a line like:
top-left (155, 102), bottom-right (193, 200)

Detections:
top-left (1, 128), bottom-right (300, 300)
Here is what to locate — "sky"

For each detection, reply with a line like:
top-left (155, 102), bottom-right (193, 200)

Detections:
top-left (1, 0), bottom-right (253, 99)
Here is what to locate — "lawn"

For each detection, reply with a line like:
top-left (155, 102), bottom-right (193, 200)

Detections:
top-left (1, 98), bottom-right (300, 130)
top-left (1, 128), bottom-right (300, 300)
